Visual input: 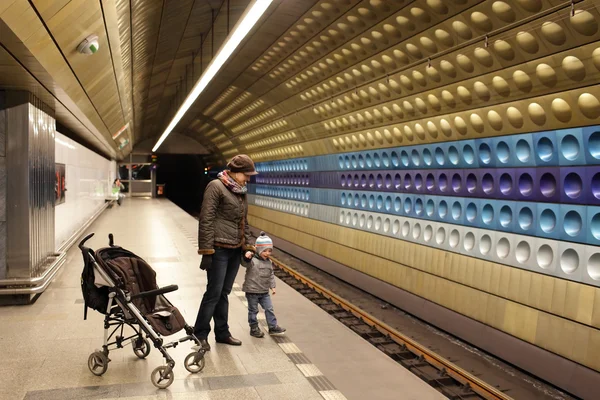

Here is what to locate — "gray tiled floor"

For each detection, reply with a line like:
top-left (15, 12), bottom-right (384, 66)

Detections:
top-left (0, 198), bottom-right (445, 400)
top-left (0, 199), bottom-right (322, 400)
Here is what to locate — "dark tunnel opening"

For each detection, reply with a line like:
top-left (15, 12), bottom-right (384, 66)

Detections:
top-left (155, 154), bottom-right (211, 218)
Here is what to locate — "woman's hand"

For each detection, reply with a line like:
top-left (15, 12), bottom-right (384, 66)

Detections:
top-left (271, 288), bottom-right (276, 295)
top-left (200, 255), bottom-right (212, 270)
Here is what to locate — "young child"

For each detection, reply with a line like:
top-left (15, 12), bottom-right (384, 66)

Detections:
top-left (243, 232), bottom-right (286, 337)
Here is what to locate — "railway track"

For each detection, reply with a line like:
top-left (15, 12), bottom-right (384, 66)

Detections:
top-left (269, 255), bottom-right (513, 400)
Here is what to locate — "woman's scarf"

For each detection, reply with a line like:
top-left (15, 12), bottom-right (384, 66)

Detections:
top-left (218, 170), bottom-right (247, 194)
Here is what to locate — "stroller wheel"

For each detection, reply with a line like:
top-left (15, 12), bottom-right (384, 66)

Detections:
top-left (151, 366), bottom-right (174, 389)
top-left (88, 351), bottom-right (109, 376)
top-left (184, 351), bottom-right (205, 373)
top-left (133, 336), bottom-right (151, 359)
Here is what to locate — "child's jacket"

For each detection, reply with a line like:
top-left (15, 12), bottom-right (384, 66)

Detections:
top-left (242, 255), bottom-right (276, 294)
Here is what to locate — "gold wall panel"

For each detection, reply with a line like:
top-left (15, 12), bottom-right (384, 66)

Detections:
top-left (250, 83), bottom-right (600, 161)
top-left (248, 205), bottom-right (600, 330)
top-left (229, 3), bottom-right (600, 155)
top-left (248, 207), bottom-right (600, 371)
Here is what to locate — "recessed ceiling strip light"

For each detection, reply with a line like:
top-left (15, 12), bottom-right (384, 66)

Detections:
top-left (152, 0), bottom-right (273, 152)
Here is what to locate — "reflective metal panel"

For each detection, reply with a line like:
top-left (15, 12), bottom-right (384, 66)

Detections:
top-left (5, 92), bottom-right (55, 279)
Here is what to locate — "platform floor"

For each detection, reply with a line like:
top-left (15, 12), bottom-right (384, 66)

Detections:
top-left (0, 199), bottom-right (444, 400)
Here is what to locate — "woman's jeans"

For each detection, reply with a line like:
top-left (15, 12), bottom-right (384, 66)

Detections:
top-left (194, 247), bottom-right (241, 340)
top-left (246, 293), bottom-right (277, 328)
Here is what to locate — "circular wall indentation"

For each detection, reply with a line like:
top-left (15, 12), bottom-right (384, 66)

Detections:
top-left (482, 173), bottom-right (494, 194)
top-left (562, 56), bottom-right (586, 82)
top-left (497, 141), bottom-right (510, 163)
top-left (540, 209), bottom-right (557, 233)
top-left (564, 172), bottom-right (583, 199)
top-left (564, 210), bottom-right (583, 237)
top-left (415, 198), bottom-right (424, 216)
top-left (578, 93), bottom-right (600, 119)
top-left (592, 213), bottom-right (600, 240)
top-left (516, 241), bottom-right (531, 263)
top-left (466, 202), bottom-right (477, 222)
top-left (438, 200), bottom-right (448, 219)
top-left (561, 135), bottom-right (580, 161)
top-left (464, 232), bottom-right (475, 251)
top-left (516, 31), bottom-right (539, 54)
top-left (439, 173), bottom-right (448, 193)
top-left (537, 137), bottom-right (554, 162)
top-left (394, 196), bottom-right (401, 212)
top-left (500, 206), bottom-right (512, 227)
top-left (412, 223), bottom-right (421, 239)
top-left (588, 253), bottom-right (600, 280)
top-left (402, 221), bottom-right (410, 237)
top-left (480, 234), bottom-right (492, 255)
top-left (589, 131), bottom-right (600, 160)
top-left (516, 139), bottom-right (531, 162)
top-left (482, 204), bottom-right (494, 225)
top-left (479, 143), bottom-right (492, 165)
top-left (426, 199), bottom-right (435, 217)
top-left (541, 21), bottom-right (566, 45)
top-left (537, 244), bottom-right (554, 269)
top-left (404, 197), bottom-right (413, 214)
top-left (528, 102), bottom-right (547, 125)
top-left (571, 10), bottom-right (599, 36)
top-left (540, 173), bottom-right (557, 198)
top-left (513, 71), bottom-right (532, 93)
top-left (492, 1), bottom-right (516, 22)
top-left (507, 106), bottom-right (524, 128)
top-left (497, 237), bottom-right (510, 259)
top-left (518, 207), bottom-right (534, 230)
top-left (551, 98), bottom-right (572, 123)
top-left (423, 148), bottom-right (433, 166)
top-left (424, 225), bottom-right (433, 242)
top-left (449, 229), bottom-right (460, 248)
top-left (452, 20), bottom-right (473, 40)
top-left (499, 173), bottom-right (513, 195)
top-left (518, 173), bottom-right (533, 197)
top-left (466, 173), bottom-right (477, 194)
top-left (452, 174), bottom-right (462, 193)
top-left (463, 144), bottom-right (475, 165)
top-left (560, 248), bottom-right (579, 274)
top-left (393, 220), bottom-right (400, 235)
top-left (435, 147), bottom-right (445, 166)
top-left (452, 201), bottom-right (462, 220)
top-left (436, 227), bottom-right (446, 245)
top-left (448, 146), bottom-right (459, 165)
top-left (592, 173), bottom-right (600, 200)
top-left (426, 173), bottom-right (435, 192)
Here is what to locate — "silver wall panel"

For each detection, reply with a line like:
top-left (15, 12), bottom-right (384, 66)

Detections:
top-left (5, 92), bottom-right (55, 279)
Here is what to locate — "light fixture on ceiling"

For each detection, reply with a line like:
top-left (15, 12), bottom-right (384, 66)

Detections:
top-left (152, 0), bottom-right (273, 153)
top-left (77, 35), bottom-right (100, 55)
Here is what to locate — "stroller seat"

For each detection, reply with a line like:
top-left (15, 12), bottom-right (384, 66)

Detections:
top-left (102, 256), bottom-right (186, 336)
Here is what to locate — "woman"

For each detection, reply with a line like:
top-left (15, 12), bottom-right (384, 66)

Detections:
top-left (194, 154), bottom-right (257, 351)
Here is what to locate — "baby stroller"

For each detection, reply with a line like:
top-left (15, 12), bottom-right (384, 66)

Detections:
top-left (78, 233), bottom-right (205, 389)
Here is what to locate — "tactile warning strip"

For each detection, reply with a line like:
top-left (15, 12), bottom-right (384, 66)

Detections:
top-left (174, 211), bottom-right (347, 400)
top-left (232, 283), bottom-right (346, 399)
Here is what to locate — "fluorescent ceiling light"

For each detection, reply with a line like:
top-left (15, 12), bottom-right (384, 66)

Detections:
top-left (152, 0), bottom-right (273, 152)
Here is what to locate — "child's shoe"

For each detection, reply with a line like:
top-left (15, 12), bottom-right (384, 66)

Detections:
top-left (268, 326), bottom-right (286, 335)
top-left (250, 325), bottom-right (264, 338)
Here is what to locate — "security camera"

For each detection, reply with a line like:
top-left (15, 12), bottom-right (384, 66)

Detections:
top-left (77, 35), bottom-right (100, 55)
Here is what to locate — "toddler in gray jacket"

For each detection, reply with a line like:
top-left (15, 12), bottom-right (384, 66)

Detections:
top-left (242, 232), bottom-right (286, 337)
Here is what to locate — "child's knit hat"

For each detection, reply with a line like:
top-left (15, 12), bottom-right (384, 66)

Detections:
top-left (255, 232), bottom-right (273, 256)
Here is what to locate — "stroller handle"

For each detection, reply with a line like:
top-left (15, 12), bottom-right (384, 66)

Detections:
top-left (131, 284), bottom-right (179, 300)
top-left (79, 233), bottom-right (95, 249)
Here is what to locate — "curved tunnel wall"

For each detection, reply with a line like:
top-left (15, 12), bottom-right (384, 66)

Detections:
top-left (196, 0), bottom-right (600, 391)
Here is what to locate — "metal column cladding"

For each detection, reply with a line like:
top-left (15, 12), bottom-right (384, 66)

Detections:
top-left (5, 92), bottom-right (55, 280)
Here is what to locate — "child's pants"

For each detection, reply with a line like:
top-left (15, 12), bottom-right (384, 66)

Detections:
top-left (246, 292), bottom-right (277, 328)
